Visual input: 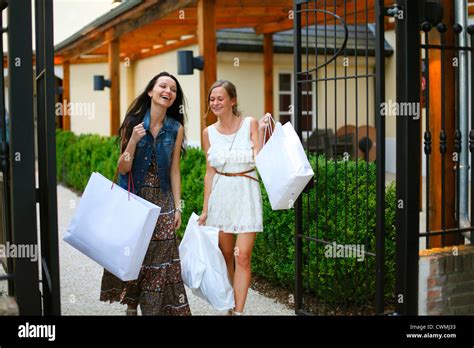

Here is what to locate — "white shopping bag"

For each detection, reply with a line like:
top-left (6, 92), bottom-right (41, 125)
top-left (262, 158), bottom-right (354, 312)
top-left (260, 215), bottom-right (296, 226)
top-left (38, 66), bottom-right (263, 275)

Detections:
top-left (179, 213), bottom-right (207, 289)
top-left (179, 213), bottom-right (234, 311)
top-left (64, 172), bottom-right (161, 281)
top-left (256, 121), bottom-right (314, 210)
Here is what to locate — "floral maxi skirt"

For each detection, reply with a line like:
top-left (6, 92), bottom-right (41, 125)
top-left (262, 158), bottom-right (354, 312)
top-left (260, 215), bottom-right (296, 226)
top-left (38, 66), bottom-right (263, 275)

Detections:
top-left (100, 159), bottom-right (191, 316)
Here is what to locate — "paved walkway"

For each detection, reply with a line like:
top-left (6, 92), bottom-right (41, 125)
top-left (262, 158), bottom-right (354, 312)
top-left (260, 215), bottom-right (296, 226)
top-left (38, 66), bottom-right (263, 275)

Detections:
top-left (57, 184), bottom-right (294, 316)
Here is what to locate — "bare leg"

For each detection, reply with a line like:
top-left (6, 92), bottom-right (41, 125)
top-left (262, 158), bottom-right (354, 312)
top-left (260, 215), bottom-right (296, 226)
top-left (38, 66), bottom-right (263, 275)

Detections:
top-left (219, 231), bottom-right (235, 285)
top-left (233, 232), bottom-right (256, 313)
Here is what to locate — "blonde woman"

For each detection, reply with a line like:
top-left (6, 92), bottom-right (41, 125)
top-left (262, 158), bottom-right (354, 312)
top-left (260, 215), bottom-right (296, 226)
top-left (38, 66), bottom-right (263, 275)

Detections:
top-left (198, 80), bottom-right (270, 315)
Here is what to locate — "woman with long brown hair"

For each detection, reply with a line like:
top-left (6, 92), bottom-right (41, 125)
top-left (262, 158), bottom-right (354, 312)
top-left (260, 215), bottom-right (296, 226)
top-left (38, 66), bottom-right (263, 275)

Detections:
top-left (100, 72), bottom-right (191, 316)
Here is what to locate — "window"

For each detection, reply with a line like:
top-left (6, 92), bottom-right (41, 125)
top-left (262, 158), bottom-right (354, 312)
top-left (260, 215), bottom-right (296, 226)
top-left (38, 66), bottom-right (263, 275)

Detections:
top-left (278, 72), bottom-right (314, 131)
top-left (279, 73), bottom-right (292, 125)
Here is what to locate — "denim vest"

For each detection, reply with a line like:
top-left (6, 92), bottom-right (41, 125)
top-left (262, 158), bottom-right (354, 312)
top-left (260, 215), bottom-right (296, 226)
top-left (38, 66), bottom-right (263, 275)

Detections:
top-left (118, 109), bottom-right (180, 193)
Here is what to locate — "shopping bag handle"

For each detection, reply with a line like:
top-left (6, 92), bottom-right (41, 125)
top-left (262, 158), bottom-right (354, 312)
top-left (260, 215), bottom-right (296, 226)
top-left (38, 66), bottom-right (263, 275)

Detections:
top-left (263, 113), bottom-right (276, 145)
top-left (111, 168), bottom-right (135, 200)
top-left (127, 171), bottom-right (135, 199)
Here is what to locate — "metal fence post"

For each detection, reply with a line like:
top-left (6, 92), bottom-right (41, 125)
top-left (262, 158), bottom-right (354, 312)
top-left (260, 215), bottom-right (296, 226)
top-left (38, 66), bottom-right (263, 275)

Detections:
top-left (35, 0), bottom-right (61, 315)
top-left (293, 0), bottom-right (303, 314)
top-left (395, 0), bottom-right (421, 316)
top-left (7, 0), bottom-right (42, 315)
top-left (375, 0), bottom-right (387, 315)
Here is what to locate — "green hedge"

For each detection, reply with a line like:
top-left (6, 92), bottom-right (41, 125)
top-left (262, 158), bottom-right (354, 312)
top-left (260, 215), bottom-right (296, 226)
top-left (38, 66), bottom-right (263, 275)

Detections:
top-left (56, 130), bottom-right (396, 307)
top-left (178, 149), bottom-right (397, 305)
top-left (56, 129), bottom-right (119, 191)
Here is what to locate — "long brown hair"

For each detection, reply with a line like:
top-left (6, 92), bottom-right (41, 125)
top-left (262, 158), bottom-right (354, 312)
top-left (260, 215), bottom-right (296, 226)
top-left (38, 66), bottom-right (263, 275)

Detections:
top-left (117, 72), bottom-right (187, 154)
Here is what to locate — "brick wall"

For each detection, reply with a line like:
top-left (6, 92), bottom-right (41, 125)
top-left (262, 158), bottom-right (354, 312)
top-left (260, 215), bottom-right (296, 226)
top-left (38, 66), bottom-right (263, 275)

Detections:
top-left (419, 244), bottom-right (474, 315)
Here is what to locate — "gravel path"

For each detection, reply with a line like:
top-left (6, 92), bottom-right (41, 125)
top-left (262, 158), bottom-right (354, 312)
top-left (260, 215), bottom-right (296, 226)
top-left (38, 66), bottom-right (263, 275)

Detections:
top-left (57, 184), bottom-right (294, 316)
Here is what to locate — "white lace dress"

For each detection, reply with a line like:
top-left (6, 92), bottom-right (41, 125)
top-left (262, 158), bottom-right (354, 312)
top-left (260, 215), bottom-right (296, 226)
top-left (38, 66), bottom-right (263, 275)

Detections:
top-left (206, 117), bottom-right (263, 233)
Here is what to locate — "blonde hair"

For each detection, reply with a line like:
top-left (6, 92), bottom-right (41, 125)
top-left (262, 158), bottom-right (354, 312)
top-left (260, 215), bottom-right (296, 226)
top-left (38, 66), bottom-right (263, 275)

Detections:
top-left (206, 80), bottom-right (242, 118)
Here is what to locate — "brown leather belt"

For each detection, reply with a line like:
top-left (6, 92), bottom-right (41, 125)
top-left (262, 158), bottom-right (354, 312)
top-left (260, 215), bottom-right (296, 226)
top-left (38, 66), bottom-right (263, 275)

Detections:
top-left (215, 168), bottom-right (259, 182)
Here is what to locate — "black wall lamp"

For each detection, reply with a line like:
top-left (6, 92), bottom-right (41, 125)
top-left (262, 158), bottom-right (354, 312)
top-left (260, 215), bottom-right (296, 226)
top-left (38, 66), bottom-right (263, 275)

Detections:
top-left (93, 75), bottom-right (111, 90)
top-left (177, 50), bottom-right (204, 75)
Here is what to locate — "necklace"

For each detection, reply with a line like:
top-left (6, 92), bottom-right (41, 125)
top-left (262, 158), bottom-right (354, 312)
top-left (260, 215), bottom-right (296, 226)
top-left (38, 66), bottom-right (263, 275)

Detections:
top-left (216, 116), bottom-right (242, 135)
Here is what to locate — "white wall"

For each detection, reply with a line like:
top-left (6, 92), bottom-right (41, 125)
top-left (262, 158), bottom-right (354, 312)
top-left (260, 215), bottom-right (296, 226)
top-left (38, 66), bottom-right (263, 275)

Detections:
top-left (384, 29), bottom-right (397, 174)
top-left (67, 61), bottom-right (137, 136)
top-left (217, 52), bottom-right (265, 119)
top-left (69, 63), bottom-right (107, 136)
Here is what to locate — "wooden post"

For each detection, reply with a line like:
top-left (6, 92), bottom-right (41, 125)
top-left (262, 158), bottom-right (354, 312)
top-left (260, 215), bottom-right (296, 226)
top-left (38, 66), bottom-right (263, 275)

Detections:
top-left (263, 33), bottom-right (274, 116)
top-left (428, 1), bottom-right (460, 247)
top-left (62, 60), bottom-right (70, 131)
top-left (198, 0), bottom-right (217, 145)
top-left (108, 33), bottom-right (120, 137)
top-left (126, 59), bottom-right (135, 109)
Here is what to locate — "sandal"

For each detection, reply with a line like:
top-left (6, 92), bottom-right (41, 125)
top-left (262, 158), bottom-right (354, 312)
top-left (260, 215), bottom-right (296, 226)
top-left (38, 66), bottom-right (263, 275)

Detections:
top-left (228, 308), bottom-right (243, 316)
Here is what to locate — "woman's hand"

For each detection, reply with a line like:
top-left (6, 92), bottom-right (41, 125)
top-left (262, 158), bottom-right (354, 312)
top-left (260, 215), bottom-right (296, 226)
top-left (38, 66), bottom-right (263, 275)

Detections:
top-left (174, 211), bottom-right (182, 230)
top-left (259, 113), bottom-right (272, 132)
top-left (257, 113), bottom-right (272, 152)
top-left (197, 211), bottom-right (208, 226)
top-left (129, 122), bottom-right (146, 145)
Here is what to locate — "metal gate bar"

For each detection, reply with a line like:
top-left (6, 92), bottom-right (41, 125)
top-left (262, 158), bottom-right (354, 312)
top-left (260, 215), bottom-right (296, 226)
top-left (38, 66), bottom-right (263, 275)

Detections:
top-left (293, 0), bottom-right (303, 314)
top-left (374, 0), bottom-right (386, 315)
top-left (395, 0), bottom-right (421, 316)
top-left (7, 0), bottom-right (42, 315)
top-left (35, 0), bottom-right (61, 315)
top-left (420, 17), bottom-right (474, 247)
top-left (294, 0), bottom-right (389, 315)
top-left (0, 0), bottom-right (14, 297)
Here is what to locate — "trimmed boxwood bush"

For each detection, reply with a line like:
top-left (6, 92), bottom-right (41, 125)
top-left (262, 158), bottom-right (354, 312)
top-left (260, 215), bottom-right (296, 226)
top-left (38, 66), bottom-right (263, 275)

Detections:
top-left (56, 129), bottom-right (119, 191)
top-left (56, 129), bottom-right (78, 183)
top-left (178, 147), bottom-right (206, 238)
top-left (250, 157), bottom-right (396, 307)
top-left (56, 130), bottom-right (396, 307)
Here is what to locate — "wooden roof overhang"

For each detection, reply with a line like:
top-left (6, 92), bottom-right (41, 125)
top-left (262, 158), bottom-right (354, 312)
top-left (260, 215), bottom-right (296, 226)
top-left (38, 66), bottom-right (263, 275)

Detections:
top-left (54, 0), bottom-right (422, 139)
top-left (54, 0), bottom-right (399, 65)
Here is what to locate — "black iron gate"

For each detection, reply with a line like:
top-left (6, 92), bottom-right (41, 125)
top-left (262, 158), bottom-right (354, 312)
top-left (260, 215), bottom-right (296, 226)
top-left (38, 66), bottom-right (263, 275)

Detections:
top-left (293, 0), bottom-right (473, 317)
top-left (293, 0), bottom-right (392, 315)
top-left (0, 0), bottom-right (60, 315)
top-left (404, 0), bottom-right (473, 315)
top-left (35, 0), bottom-right (61, 315)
